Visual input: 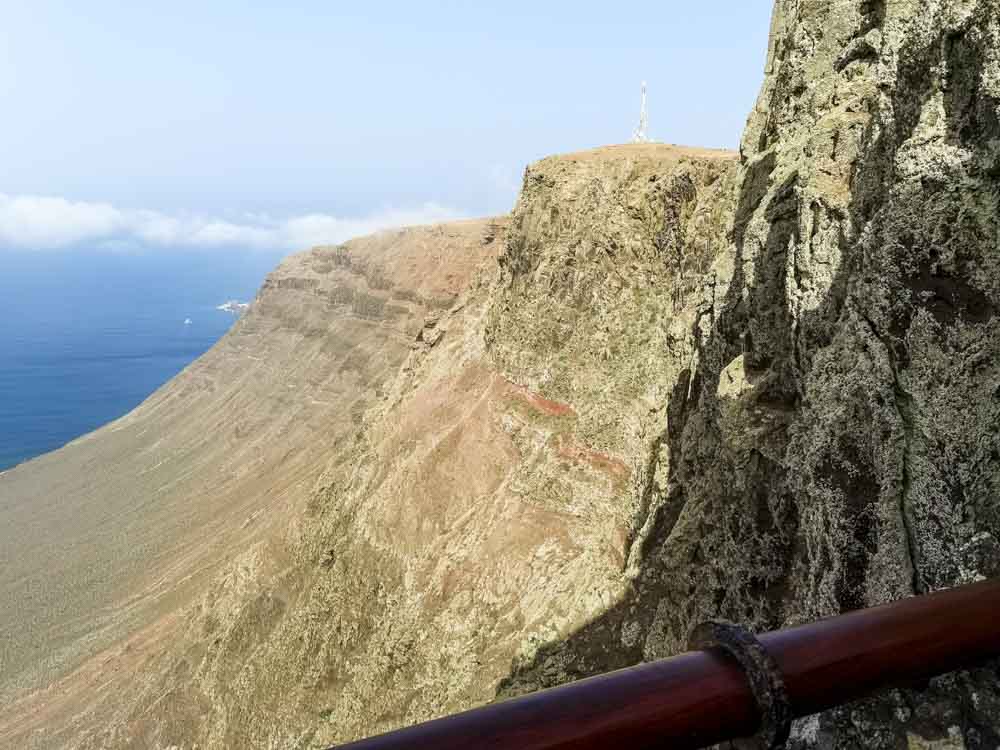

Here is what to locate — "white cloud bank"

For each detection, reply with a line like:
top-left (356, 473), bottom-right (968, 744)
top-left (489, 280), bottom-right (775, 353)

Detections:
top-left (0, 194), bottom-right (463, 251)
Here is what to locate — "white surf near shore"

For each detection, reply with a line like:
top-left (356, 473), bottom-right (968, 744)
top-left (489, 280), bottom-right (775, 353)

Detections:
top-left (216, 300), bottom-right (250, 315)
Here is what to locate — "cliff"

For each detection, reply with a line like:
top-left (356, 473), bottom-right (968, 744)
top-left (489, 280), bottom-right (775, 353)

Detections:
top-left (0, 218), bottom-right (505, 745)
top-left (0, 143), bottom-right (738, 747)
top-left (4, 1), bottom-right (1000, 747)
top-left (503, 1), bottom-right (1000, 747)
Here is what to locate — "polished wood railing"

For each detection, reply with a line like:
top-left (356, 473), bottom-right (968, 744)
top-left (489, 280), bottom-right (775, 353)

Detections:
top-left (330, 579), bottom-right (1000, 750)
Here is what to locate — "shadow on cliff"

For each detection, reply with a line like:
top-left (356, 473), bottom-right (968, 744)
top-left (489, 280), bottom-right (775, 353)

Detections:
top-left (494, 14), bottom-right (1000, 746)
top-left (495, 134), bottom-right (847, 700)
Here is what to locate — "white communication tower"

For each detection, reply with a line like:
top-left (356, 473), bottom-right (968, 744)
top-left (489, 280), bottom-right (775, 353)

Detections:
top-left (632, 81), bottom-right (650, 143)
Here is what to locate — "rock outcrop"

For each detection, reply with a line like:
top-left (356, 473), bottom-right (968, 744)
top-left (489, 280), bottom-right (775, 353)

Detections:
top-left (0, 143), bottom-right (739, 748)
top-left (503, 2), bottom-right (1000, 747)
top-left (5, 2), bottom-right (1000, 747)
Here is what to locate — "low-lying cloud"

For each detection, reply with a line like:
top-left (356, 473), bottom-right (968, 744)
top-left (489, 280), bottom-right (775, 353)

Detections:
top-left (0, 194), bottom-right (463, 251)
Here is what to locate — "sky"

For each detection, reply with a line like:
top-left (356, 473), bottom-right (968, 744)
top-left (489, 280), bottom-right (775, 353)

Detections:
top-left (0, 1), bottom-right (773, 254)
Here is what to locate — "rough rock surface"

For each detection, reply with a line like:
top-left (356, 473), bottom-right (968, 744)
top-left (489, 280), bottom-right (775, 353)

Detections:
top-left (0, 144), bottom-right (738, 748)
top-left (95, 145), bottom-right (732, 750)
top-left (6, 2), bottom-right (1000, 746)
top-left (501, 2), bottom-right (1000, 748)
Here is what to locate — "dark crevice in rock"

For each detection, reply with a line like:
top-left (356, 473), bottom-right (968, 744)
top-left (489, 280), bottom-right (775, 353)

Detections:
top-left (904, 264), bottom-right (997, 327)
top-left (733, 151), bottom-right (777, 249)
top-left (622, 427), bottom-right (669, 570)
top-left (860, 0), bottom-right (886, 33)
top-left (498, 5), bottom-right (1000, 746)
top-left (944, 26), bottom-right (1000, 151)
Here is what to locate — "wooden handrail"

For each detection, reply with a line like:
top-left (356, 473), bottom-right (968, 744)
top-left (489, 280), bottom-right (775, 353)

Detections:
top-left (330, 578), bottom-right (1000, 750)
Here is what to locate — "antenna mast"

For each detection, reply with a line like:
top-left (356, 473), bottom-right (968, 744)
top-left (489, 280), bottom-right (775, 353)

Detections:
top-left (632, 81), bottom-right (650, 143)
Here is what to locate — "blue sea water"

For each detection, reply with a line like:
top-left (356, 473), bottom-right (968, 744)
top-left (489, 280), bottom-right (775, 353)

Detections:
top-left (0, 249), bottom-right (284, 472)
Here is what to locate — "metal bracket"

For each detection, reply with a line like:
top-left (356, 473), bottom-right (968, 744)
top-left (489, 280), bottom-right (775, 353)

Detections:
top-left (688, 621), bottom-right (792, 750)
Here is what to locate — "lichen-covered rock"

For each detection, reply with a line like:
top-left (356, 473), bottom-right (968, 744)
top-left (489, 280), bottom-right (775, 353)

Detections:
top-left (502, 1), bottom-right (1000, 746)
top-left (7, 3), bottom-right (1000, 747)
top-left (485, 144), bottom-right (737, 577)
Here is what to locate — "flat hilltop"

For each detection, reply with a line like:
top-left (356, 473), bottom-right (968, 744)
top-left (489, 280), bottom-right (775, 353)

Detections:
top-left (551, 142), bottom-right (737, 163)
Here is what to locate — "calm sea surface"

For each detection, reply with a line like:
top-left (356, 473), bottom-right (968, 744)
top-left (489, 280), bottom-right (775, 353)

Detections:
top-left (0, 249), bottom-right (284, 472)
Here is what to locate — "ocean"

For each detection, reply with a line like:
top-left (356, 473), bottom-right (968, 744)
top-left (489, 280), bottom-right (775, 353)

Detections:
top-left (0, 249), bottom-right (284, 472)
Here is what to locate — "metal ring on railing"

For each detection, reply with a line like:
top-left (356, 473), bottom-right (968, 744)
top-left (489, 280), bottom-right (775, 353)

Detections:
top-left (688, 620), bottom-right (792, 750)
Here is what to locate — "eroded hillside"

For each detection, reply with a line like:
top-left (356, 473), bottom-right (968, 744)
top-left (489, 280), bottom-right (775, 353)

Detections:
top-left (0, 143), bottom-right (737, 749)
top-left (502, 1), bottom-right (1000, 747)
top-left (0, 218), bottom-right (505, 747)
top-left (5, 1), bottom-right (1000, 746)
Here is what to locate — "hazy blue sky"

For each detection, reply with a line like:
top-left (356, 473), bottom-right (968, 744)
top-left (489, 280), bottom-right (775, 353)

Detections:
top-left (0, 2), bottom-right (773, 253)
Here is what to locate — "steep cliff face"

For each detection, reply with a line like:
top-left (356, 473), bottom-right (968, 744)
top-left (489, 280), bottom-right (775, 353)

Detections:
top-left (7, 3), bottom-right (1000, 746)
top-left (129, 145), bottom-right (731, 750)
top-left (0, 144), bottom-right (737, 749)
top-left (503, 2), bottom-right (1000, 747)
top-left (485, 144), bottom-right (736, 584)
